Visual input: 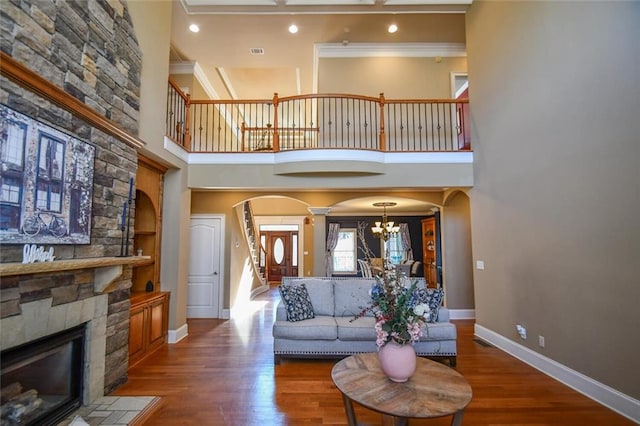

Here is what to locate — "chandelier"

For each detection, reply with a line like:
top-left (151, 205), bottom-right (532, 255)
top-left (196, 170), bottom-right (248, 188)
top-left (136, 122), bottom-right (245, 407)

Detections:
top-left (371, 202), bottom-right (400, 241)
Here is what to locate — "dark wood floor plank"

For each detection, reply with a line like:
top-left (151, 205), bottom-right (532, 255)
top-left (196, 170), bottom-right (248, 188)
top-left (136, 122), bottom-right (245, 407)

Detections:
top-left (113, 288), bottom-right (633, 425)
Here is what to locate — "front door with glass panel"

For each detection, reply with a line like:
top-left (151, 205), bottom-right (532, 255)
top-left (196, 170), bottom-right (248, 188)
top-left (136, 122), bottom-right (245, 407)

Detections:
top-left (261, 230), bottom-right (298, 283)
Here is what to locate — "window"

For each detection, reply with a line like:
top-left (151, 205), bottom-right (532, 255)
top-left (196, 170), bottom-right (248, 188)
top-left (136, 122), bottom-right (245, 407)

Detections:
top-left (1, 177), bottom-right (21, 203)
top-left (333, 229), bottom-right (357, 274)
top-left (35, 134), bottom-right (65, 212)
top-left (0, 118), bottom-right (27, 230)
top-left (386, 233), bottom-right (405, 265)
top-left (1, 120), bottom-right (26, 168)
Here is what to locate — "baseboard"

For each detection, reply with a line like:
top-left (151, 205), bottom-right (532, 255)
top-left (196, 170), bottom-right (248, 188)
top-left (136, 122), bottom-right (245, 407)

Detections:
top-left (221, 309), bottom-right (230, 319)
top-left (168, 323), bottom-right (188, 344)
top-left (475, 324), bottom-right (640, 423)
top-left (449, 309), bottom-right (475, 319)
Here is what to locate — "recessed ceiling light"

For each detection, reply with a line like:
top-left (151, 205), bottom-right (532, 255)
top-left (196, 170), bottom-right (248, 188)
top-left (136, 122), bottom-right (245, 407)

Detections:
top-left (388, 24), bottom-right (398, 34)
top-left (189, 24), bottom-right (200, 33)
top-left (289, 24), bottom-right (298, 34)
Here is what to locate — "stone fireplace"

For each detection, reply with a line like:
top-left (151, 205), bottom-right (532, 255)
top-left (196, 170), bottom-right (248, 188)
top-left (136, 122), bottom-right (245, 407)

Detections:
top-left (0, 258), bottom-right (147, 417)
top-left (1, 0), bottom-right (146, 415)
top-left (1, 324), bottom-right (85, 424)
top-left (1, 284), bottom-right (108, 406)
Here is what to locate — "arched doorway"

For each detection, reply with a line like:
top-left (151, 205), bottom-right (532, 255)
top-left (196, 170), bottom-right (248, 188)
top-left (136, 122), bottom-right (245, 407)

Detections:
top-left (441, 190), bottom-right (475, 317)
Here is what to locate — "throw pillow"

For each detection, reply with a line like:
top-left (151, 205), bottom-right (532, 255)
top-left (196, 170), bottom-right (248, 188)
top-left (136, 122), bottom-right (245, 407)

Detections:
top-left (416, 288), bottom-right (444, 322)
top-left (279, 283), bottom-right (315, 322)
top-left (297, 279), bottom-right (334, 316)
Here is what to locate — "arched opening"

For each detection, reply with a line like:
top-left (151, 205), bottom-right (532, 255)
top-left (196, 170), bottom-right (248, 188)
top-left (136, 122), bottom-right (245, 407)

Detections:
top-left (441, 190), bottom-right (474, 317)
top-left (132, 190), bottom-right (158, 293)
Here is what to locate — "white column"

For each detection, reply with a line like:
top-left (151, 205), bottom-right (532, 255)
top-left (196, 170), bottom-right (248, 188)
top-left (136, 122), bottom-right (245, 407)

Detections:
top-left (308, 207), bottom-right (331, 276)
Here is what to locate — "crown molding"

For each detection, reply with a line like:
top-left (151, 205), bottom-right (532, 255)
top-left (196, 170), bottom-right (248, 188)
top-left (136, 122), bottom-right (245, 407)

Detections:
top-left (169, 61), bottom-right (220, 99)
top-left (180, 0), bottom-right (470, 14)
top-left (316, 42), bottom-right (466, 58)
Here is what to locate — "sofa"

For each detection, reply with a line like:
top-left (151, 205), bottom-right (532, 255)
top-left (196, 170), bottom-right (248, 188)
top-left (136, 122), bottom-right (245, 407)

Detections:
top-left (272, 276), bottom-right (457, 366)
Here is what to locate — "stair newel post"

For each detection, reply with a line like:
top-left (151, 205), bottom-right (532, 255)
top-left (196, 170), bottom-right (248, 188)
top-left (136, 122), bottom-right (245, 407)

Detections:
top-left (272, 92), bottom-right (280, 152)
top-left (184, 93), bottom-right (191, 149)
top-left (378, 93), bottom-right (386, 151)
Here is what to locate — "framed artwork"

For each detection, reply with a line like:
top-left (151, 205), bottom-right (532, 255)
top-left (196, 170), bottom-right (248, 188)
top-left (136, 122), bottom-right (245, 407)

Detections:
top-left (0, 104), bottom-right (95, 244)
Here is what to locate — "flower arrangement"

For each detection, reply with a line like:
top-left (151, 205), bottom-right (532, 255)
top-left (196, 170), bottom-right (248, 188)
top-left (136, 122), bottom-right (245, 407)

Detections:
top-left (355, 264), bottom-right (432, 348)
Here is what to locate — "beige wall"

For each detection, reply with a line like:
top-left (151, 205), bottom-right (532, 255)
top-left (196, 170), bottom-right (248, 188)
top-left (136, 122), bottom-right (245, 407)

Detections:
top-left (467, 1), bottom-right (640, 398)
top-left (188, 162), bottom-right (473, 190)
top-left (129, 3), bottom-right (191, 332)
top-left (128, 2), bottom-right (171, 156)
top-left (170, 73), bottom-right (208, 99)
top-left (319, 57), bottom-right (467, 98)
top-left (442, 191), bottom-right (474, 309)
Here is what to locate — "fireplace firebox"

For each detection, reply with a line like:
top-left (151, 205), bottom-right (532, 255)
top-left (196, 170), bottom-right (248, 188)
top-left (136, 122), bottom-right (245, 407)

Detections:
top-left (1, 324), bottom-right (85, 425)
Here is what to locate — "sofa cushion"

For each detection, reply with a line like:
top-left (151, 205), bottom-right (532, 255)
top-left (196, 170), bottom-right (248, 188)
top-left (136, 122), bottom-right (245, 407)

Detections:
top-left (417, 288), bottom-right (444, 322)
top-left (272, 316), bottom-right (338, 340)
top-left (333, 279), bottom-right (376, 317)
top-left (419, 321), bottom-right (457, 341)
top-left (335, 316), bottom-right (377, 341)
top-left (294, 278), bottom-right (335, 316)
top-left (279, 284), bottom-right (315, 322)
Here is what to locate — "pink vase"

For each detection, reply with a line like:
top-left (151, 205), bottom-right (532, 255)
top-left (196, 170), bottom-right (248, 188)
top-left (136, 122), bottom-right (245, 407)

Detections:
top-left (377, 340), bottom-right (417, 382)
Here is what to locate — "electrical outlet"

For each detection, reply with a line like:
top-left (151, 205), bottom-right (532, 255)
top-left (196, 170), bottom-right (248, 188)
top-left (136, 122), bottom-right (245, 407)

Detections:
top-left (476, 260), bottom-right (485, 270)
top-left (516, 324), bottom-right (527, 339)
top-left (538, 335), bottom-right (545, 347)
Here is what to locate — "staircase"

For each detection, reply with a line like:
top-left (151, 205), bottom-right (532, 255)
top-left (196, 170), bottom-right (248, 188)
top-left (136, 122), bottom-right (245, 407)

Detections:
top-left (240, 201), bottom-right (266, 285)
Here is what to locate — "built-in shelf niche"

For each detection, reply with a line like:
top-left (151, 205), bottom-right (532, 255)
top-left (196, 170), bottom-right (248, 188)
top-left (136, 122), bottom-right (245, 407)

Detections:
top-left (131, 156), bottom-right (165, 294)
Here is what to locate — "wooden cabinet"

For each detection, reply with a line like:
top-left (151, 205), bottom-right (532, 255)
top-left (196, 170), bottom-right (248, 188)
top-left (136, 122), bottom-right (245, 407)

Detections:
top-left (129, 292), bottom-right (170, 368)
top-left (132, 155), bottom-right (166, 292)
top-left (421, 217), bottom-right (438, 288)
top-left (129, 155), bottom-right (169, 369)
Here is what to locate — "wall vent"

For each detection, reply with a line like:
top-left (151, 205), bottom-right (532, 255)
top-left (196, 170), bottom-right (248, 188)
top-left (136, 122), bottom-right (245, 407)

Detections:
top-left (250, 47), bottom-right (265, 55)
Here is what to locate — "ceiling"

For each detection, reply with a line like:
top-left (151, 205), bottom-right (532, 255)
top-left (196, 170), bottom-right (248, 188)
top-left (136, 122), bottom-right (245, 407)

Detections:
top-left (330, 195), bottom-right (439, 215)
top-left (170, 0), bottom-right (469, 99)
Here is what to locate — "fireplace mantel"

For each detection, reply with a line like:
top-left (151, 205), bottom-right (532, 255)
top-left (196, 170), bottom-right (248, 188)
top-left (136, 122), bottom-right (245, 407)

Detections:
top-left (0, 256), bottom-right (152, 293)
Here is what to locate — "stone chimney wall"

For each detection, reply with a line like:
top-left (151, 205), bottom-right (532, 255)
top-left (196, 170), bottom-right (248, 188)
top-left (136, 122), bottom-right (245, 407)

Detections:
top-left (1, 0), bottom-right (143, 394)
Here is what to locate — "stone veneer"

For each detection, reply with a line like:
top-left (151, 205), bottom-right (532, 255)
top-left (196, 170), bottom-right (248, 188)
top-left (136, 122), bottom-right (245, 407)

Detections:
top-left (1, 0), bottom-right (143, 396)
top-left (0, 289), bottom-right (108, 404)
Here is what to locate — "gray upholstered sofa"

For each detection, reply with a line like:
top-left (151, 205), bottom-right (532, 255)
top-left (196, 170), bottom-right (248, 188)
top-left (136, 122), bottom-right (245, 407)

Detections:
top-left (272, 276), bottom-right (457, 365)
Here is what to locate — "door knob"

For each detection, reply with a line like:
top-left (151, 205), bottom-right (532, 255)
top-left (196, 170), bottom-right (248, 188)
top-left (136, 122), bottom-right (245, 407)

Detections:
top-left (213, 272), bottom-right (218, 275)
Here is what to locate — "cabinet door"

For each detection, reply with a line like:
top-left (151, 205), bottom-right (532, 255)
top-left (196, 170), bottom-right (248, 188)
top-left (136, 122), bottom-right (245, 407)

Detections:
top-left (422, 217), bottom-right (438, 287)
top-left (129, 304), bottom-right (147, 361)
top-left (147, 297), bottom-right (167, 351)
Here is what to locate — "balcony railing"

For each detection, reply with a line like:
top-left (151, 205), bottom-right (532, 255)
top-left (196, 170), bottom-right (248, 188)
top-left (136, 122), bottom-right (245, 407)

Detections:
top-left (167, 79), bottom-right (470, 153)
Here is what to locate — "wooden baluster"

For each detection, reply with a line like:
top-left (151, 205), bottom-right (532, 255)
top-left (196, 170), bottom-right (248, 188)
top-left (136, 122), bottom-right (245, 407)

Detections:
top-left (272, 92), bottom-right (279, 152)
top-left (183, 93), bottom-right (191, 149)
top-left (241, 122), bottom-right (246, 151)
top-left (378, 93), bottom-right (386, 151)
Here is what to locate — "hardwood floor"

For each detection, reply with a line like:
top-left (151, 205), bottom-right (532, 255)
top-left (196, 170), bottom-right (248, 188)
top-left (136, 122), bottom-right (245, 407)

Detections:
top-left (113, 288), bottom-right (633, 425)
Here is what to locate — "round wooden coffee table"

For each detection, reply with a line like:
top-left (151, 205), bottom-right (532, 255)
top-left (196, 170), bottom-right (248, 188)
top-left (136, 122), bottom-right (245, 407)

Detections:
top-left (331, 353), bottom-right (472, 426)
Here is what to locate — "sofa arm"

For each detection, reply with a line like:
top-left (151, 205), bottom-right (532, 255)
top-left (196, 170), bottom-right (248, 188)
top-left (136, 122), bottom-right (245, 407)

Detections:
top-left (276, 301), bottom-right (288, 321)
top-left (437, 307), bottom-right (450, 322)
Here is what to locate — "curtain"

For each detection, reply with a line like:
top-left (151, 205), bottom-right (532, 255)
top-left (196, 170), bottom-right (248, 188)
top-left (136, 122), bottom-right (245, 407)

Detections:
top-left (326, 223), bottom-right (340, 276)
top-left (399, 223), bottom-right (413, 261)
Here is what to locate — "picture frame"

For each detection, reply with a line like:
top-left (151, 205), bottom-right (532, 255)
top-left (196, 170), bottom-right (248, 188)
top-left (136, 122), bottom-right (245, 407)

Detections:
top-left (0, 104), bottom-right (95, 245)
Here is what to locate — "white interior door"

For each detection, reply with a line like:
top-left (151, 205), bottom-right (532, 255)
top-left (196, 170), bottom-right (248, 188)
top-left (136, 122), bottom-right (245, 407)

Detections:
top-left (188, 216), bottom-right (223, 318)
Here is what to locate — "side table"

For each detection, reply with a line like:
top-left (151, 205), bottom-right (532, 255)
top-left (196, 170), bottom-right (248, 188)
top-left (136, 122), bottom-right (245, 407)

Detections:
top-left (331, 353), bottom-right (472, 426)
